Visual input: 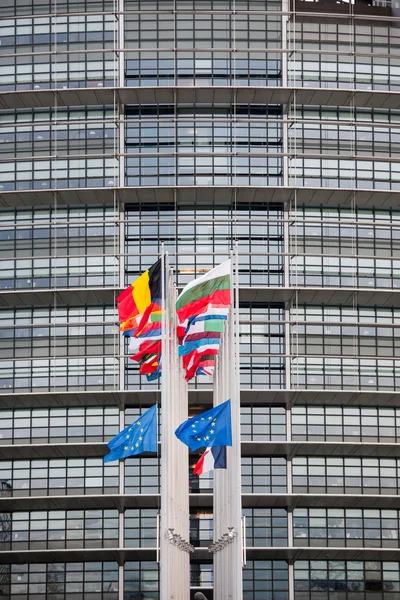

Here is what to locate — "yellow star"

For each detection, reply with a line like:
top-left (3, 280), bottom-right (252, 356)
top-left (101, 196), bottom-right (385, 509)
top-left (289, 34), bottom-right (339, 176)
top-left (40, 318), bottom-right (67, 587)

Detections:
top-left (208, 417), bottom-right (212, 420)
top-left (210, 429), bottom-right (214, 434)
top-left (204, 436), bottom-right (209, 440)
top-left (140, 428), bottom-right (144, 433)
top-left (137, 421), bottom-right (141, 426)
top-left (191, 424), bottom-right (196, 428)
top-left (139, 437), bottom-right (143, 441)
top-left (196, 437), bottom-right (201, 441)
top-left (124, 446), bottom-right (128, 450)
top-left (201, 417), bottom-right (205, 420)
top-left (135, 443), bottom-right (139, 447)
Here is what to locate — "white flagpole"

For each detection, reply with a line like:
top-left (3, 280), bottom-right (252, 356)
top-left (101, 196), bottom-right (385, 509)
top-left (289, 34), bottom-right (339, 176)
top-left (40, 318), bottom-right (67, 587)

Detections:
top-left (213, 252), bottom-right (243, 600)
top-left (160, 254), bottom-right (190, 600)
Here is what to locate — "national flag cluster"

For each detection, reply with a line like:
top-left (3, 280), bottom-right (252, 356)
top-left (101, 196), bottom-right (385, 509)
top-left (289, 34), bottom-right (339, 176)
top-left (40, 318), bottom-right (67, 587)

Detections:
top-left (176, 260), bottom-right (231, 381)
top-left (116, 259), bottom-right (163, 381)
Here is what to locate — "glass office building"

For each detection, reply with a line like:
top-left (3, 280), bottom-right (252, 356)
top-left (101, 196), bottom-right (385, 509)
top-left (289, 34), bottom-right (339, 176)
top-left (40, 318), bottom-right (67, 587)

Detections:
top-left (0, 0), bottom-right (399, 598)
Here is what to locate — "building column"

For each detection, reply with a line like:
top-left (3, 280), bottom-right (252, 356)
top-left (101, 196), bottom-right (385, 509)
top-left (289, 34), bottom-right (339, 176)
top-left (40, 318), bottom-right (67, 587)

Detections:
top-left (289, 563), bottom-right (295, 600)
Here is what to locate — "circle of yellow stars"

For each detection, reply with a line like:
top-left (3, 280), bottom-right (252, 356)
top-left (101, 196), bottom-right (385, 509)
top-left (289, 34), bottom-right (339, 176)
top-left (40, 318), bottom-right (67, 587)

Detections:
top-left (123, 420), bottom-right (146, 452)
top-left (191, 415), bottom-right (217, 442)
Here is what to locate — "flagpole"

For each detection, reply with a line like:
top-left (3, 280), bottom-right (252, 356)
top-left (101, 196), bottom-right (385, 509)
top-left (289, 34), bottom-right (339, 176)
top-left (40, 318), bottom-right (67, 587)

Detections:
top-left (213, 250), bottom-right (243, 600)
top-left (160, 250), bottom-right (190, 600)
top-left (233, 242), bottom-right (243, 596)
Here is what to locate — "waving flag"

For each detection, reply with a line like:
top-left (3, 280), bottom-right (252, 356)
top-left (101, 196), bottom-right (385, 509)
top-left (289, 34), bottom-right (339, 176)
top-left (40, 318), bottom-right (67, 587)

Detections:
top-left (176, 261), bottom-right (231, 381)
top-left (104, 404), bottom-right (158, 462)
top-left (117, 258), bottom-right (164, 381)
top-left (193, 446), bottom-right (227, 476)
top-left (176, 260), bottom-right (231, 323)
top-left (175, 400), bottom-right (232, 451)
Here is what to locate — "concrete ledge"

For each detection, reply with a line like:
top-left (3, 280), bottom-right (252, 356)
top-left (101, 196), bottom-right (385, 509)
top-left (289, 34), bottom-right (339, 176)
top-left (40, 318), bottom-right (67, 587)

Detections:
top-left (1, 86), bottom-right (400, 111)
top-left (0, 388), bottom-right (397, 409)
top-left (1, 285), bottom-right (399, 308)
top-left (0, 185), bottom-right (399, 209)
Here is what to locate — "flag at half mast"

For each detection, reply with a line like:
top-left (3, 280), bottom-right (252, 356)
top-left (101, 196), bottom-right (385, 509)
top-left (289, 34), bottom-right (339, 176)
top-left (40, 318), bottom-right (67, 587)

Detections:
top-left (176, 260), bottom-right (231, 381)
top-left (116, 258), bottom-right (164, 381)
top-left (104, 404), bottom-right (158, 463)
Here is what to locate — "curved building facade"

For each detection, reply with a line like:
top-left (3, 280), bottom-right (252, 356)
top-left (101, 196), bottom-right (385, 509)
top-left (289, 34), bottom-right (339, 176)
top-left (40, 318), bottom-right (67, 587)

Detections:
top-left (0, 0), bottom-right (400, 598)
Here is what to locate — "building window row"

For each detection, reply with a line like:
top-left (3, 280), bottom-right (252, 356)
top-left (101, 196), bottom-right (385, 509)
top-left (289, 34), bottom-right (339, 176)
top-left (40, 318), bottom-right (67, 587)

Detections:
top-left (0, 107), bottom-right (117, 160)
top-left (244, 560), bottom-right (289, 600)
top-left (294, 508), bottom-right (400, 548)
top-left (0, 456), bottom-right (287, 496)
top-left (0, 509), bottom-right (118, 550)
top-left (0, 155), bottom-right (119, 192)
top-left (0, 561), bottom-right (118, 599)
top-left (1, 559), bottom-right (400, 600)
top-left (5, 506), bottom-right (400, 552)
top-left (2, 298), bottom-right (400, 393)
top-left (289, 107), bottom-right (400, 163)
top-left (125, 104), bottom-right (282, 187)
top-left (3, 202), bottom-right (400, 294)
top-left (1, 55), bottom-right (118, 94)
top-left (0, 0), bottom-right (115, 18)
top-left (0, 458), bottom-right (119, 496)
top-left (291, 307), bottom-right (400, 359)
top-left (0, 406), bottom-right (119, 445)
top-left (0, 306), bottom-right (118, 393)
top-left (288, 21), bottom-right (400, 92)
top-left (293, 457), bottom-right (400, 495)
top-left (0, 205), bottom-right (118, 289)
top-left (291, 356), bottom-right (400, 391)
top-left (125, 202), bottom-right (284, 288)
top-left (4, 455), bottom-right (400, 497)
top-left (125, 7), bottom-right (281, 50)
top-left (292, 405), bottom-right (400, 443)
top-left (125, 54), bottom-right (282, 88)
top-left (294, 560), bottom-right (400, 599)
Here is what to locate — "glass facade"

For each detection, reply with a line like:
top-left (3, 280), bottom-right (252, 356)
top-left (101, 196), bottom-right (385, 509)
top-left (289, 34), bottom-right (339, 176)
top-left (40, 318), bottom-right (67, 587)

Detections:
top-left (294, 561), bottom-right (400, 600)
top-left (1, 0), bottom-right (399, 598)
top-left (0, 562), bottom-right (119, 599)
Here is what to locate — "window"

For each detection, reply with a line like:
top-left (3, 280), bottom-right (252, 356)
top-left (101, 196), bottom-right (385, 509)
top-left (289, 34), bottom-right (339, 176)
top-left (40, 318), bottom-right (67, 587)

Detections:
top-left (292, 457), bottom-right (400, 495)
top-left (293, 508), bottom-right (400, 548)
top-left (0, 458), bottom-right (119, 496)
top-left (294, 560), bottom-right (400, 600)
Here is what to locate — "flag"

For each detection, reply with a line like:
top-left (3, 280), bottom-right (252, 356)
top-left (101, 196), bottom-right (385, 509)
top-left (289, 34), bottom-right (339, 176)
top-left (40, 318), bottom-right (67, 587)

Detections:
top-left (193, 446), bottom-right (227, 476)
top-left (176, 260), bottom-right (231, 323)
top-left (176, 261), bottom-right (231, 381)
top-left (175, 400), bottom-right (232, 451)
top-left (104, 405), bottom-right (157, 463)
top-left (116, 271), bottom-right (151, 329)
top-left (116, 258), bottom-right (164, 381)
top-left (183, 349), bottom-right (219, 381)
top-left (177, 307), bottom-right (229, 340)
top-left (178, 337), bottom-right (221, 356)
top-left (134, 259), bottom-right (162, 337)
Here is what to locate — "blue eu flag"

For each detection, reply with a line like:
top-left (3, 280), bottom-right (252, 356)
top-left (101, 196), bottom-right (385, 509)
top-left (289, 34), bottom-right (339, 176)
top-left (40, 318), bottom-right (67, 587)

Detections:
top-left (104, 404), bottom-right (158, 463)
top-left (175, 400), bottom-right (232, 451)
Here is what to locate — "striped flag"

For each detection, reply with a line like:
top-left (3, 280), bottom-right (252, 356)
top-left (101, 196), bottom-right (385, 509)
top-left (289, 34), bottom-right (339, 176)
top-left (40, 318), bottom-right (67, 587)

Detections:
top-left (176, 260), bottom-right (231, 323)
top-left (116, 258), bottom-right (164, 381)
top-left (193, 446), bottom-right (227, 476)
top-left (176, 261), bottom-right (231, 381)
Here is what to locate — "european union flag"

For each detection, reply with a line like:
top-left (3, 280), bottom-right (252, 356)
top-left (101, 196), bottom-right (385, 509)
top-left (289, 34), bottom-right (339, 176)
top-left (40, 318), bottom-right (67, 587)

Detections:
top-left (175, 400), bottom-right (232, 451)
top-left (104, 404), bottom-right (158, 463)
